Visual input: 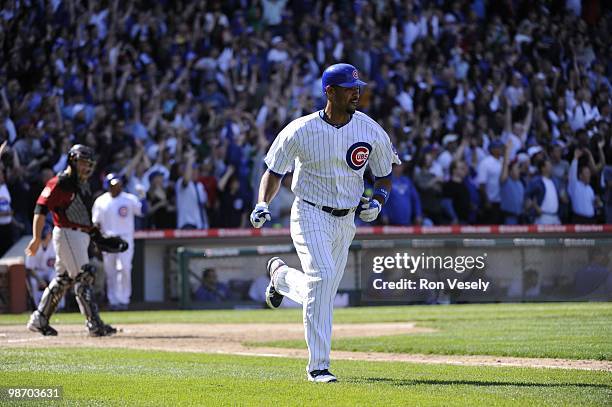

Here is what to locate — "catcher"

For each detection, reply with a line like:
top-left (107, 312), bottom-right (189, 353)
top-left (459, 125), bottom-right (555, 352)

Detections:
top-left (26, 144), bottom-right (128, 337)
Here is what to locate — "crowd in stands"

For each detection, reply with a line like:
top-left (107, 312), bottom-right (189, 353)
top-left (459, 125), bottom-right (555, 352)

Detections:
top-left (1, 0), bottom-right (611, 255)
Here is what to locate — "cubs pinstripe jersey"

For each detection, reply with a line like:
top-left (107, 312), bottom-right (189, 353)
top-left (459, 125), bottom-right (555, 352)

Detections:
top-left (92, 191), bottom-right (143, 236)
top-left (265, 110), bottom-right (400, 208)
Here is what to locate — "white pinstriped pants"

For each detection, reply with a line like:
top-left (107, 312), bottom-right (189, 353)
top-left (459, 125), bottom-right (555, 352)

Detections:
top-left (103, 236), bottom-right (134, 305)
top-left (274, 198), bottom-right (356, 372)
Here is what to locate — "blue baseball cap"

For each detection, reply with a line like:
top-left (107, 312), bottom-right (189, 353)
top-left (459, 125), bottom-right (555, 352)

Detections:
top-left (321, 63), bottom-right (367, 95)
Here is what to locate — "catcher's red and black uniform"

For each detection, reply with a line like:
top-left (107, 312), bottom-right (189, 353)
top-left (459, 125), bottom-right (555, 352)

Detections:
top-left (34, 170), bottom-right (93, 278)
top-left (27, 144), bottom-right (118, 338)
top-left (35, 170), bottom-right (93, 231)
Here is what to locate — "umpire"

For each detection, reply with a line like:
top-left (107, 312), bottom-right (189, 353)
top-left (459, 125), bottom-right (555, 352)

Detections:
top-left (26, 144), bottom-right (117, 337)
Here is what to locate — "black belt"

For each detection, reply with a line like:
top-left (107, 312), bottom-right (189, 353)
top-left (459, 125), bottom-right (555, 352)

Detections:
top-left (66, 226), bottom-right (90, 233)
top-left (303, 199), bottom-right (356, 217)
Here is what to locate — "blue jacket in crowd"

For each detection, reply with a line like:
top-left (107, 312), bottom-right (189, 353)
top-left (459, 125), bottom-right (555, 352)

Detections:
top-left (382, 175), bottom-right (422, 226)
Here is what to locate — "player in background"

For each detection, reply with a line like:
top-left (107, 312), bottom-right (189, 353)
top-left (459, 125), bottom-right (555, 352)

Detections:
top-left (250, 63), bottom-right (399, 382)
top-left (26, 144), bottom-right (116, 337)
top-left (92, 173), bottom-right (144, 311)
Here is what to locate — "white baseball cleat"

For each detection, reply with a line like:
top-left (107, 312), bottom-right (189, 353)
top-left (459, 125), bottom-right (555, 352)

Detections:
top-left (265, 257), bottom-right (285, 309)
top-left (308, 369), bottom-right (338, 383)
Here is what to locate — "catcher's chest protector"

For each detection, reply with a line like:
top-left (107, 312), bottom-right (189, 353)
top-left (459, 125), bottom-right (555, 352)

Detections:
top-left (58, 172), bottom-right (93, 227)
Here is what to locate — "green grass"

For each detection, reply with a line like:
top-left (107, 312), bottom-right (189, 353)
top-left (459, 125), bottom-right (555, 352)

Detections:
top-left (1, 302), bottom-right (609, 325)
top-left (1, 348), bottom-right (610, 406)
top-left (2, 303), bottom-right (611, 360)
top-left (258, 303), bottom-right (612, 361)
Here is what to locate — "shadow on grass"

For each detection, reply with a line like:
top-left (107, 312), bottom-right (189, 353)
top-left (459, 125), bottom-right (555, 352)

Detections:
top-left (118, 335), bottom-right (207, 340)
top-left (352, 378), bottom-right (611, 389)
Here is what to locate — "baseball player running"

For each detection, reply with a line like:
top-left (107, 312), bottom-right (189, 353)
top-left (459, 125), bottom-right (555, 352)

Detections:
top-left (92, 173), bottom-right (143, 310)
top-left (250, 63), bottom-right (400, 383)
top-left (26, 144), bottom-right (117, 337)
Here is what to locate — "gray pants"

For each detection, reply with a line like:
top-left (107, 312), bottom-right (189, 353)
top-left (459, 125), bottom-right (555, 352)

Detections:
top-left (53, 227), bottom-right (90, 278)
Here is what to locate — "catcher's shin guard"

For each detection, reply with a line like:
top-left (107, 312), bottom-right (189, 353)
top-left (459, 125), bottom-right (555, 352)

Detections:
top-left (27, 273), bottom-right (72, 336)
top-left (74, 264), bottom-right (117, 337)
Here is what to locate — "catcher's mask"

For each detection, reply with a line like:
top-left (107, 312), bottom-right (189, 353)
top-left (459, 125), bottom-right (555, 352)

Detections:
top-left (68, 144), bottom-right (96, 179)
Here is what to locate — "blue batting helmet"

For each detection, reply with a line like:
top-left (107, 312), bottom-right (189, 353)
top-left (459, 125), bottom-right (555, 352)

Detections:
top-left (104, 173), bottom-right (124, 190)
top-left (321, 63), bottom-right (367, 96)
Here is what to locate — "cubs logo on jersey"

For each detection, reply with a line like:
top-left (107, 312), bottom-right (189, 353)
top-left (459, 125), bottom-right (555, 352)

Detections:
top-left (346, 142), bottom-right (371, 170)
top-left (118, 206), bottom-right (128, 217)
top-left (47, 258), bottom-right (55, 268)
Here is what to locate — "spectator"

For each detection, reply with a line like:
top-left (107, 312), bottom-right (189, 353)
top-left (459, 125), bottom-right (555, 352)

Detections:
top-left (442, 160), bottom-right (472, 225)
top-left (12, 125), bottom-right (45, 168)
top-left (217, 166), bottom-right (249, 228)
top-left (549, 141), bottom-right (570, 218)
top-left (477, 140), bottom-right (504, 224)
top-left (381, 162), bottom-right (422, 226)
top-left (502, 100), bottom-right (533, 160)
top-left (198, 158), bottom-right (219, 226)
top-left (603, 151), bottom-right (612, 224)
top-left (3, 142), bottom-right (27, 236)
top-left (436, 133), bottom-right (459, 180)
top-left (568, 89), bottom-right (601, 131)
top-left (261, 0), bottom-right (288, 27)
top-left (124, 145), bottom-right (151, 197)
top-left (463, 133), bottom-right (488, 175)
top-left (500, 140), bottom-right (525, 225)
top-left (175, 150), bottom-right (209, 229)
top-left (568, 149), bottom-right (600, 223)
top-left (194, 268), bottom-right (229, 302)
top-left (147, 171), bottom-right (176, 229)
top-left (248, 273), bottom-right (271, 304)
top-left (0, 141), bottom-right (13, 255)
top-left (527, 158), bottom-right (562, 225)
top-left (573, 248), bottom-right (611, 299)
top-left (0, 0), bottom-right (609, 233)
top-left (414, 150), bottom-right (445, 225)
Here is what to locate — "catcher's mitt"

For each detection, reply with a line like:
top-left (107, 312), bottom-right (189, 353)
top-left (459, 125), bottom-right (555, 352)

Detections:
top-left (90, 228), bottom-right (129, 253)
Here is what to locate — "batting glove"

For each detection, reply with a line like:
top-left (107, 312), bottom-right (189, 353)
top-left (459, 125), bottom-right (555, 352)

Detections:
top-left (250, 202), bottom-right (271, 228)
top-left (358, 197), bottom-right (382, 222)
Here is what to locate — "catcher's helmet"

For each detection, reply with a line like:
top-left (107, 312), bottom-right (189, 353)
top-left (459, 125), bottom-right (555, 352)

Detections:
top-left (67, 144), bottom-right (96, 179)
top-left (67, 144), bottom-right (96, 164)
top-left (321, 63), bottom-right (367, 96)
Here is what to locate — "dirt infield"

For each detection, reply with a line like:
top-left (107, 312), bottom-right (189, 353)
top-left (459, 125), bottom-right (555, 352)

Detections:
top-left (1, 323), bottom-right (610, 372)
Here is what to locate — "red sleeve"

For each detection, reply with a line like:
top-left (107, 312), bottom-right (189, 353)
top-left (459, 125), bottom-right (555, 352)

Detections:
top-left (37, 177), bottom-right (63, 208)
